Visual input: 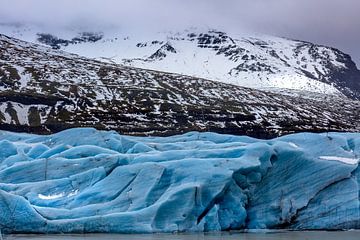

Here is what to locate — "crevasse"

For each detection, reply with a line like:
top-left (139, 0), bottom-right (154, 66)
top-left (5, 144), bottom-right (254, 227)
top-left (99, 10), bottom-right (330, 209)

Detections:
top-left (0, 128), bottom-right (359, 233)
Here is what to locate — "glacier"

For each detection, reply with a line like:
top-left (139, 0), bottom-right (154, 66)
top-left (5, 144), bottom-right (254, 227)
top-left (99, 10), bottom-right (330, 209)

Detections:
top-left (0, 128), bottom-right (359, 233)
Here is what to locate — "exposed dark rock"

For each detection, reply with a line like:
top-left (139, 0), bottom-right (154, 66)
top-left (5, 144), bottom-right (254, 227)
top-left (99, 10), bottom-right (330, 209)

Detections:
top-left (0, 34), bottom-right (359, 137)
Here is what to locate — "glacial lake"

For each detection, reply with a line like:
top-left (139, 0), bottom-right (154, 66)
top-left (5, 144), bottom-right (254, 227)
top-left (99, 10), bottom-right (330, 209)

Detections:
top-left (4, 231), bottom-right (360, 240)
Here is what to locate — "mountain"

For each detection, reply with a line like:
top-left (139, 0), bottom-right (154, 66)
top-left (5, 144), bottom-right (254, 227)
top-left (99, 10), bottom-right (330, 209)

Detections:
top-left (0, 34), bottom-right (359, 137)
top-left (1, 23), bottom-right (360, 99)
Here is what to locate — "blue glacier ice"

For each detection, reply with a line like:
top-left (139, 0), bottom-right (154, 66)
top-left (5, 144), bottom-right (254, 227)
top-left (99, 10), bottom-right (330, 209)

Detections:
top-left (0, 128), bottom-right (359, 233)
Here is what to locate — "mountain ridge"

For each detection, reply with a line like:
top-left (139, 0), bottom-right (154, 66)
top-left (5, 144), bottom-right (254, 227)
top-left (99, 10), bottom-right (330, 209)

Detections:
top-left (0, 34), bottom-right (359, 137)
top-left (1, 24), bottom-right (359, 99)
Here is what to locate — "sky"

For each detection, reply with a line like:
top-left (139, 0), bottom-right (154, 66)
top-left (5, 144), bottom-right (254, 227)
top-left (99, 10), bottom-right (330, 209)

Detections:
top-left (0, 0), bottom-right (359, 66)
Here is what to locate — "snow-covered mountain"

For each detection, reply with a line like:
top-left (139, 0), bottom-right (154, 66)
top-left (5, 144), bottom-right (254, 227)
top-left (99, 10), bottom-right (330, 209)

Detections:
top-left (1, 23), bottom-right (360, 99)
top-left (1, 34), bottom-right (359, 137)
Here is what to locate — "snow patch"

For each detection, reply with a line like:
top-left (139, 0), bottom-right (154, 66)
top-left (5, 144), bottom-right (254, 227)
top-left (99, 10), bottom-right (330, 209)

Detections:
top-left (319, 156), bottom-right (359, 165)
top-left (38, 193), bottom-right (65, 200)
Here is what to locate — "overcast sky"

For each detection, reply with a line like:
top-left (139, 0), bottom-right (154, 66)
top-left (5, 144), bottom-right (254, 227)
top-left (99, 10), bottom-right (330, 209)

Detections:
top-left (1, 0), bottom-right (359, 66)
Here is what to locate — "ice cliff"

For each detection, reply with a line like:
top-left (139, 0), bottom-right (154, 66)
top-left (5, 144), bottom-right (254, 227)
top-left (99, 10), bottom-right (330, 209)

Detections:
top-left (0, 128), bottom-right (359, 233)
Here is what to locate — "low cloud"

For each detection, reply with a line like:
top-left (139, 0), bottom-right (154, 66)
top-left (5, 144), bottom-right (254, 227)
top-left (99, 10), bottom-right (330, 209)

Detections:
top-left (1, 0), bottom-right (359, 65)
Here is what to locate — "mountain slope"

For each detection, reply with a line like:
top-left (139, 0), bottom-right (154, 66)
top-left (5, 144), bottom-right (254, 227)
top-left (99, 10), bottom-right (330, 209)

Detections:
top-left (0, 34), bottom-right (359, 137)
top-left (2, 24), bottom-right (360, 99)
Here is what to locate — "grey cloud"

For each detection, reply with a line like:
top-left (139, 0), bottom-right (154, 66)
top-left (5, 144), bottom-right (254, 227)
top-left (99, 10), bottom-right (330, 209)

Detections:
top-left (0, 0), bottom-right (359, 65)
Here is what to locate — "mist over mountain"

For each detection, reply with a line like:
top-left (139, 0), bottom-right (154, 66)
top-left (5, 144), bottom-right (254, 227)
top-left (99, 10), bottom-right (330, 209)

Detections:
top-left (1, 0), bottom-right (359, 65)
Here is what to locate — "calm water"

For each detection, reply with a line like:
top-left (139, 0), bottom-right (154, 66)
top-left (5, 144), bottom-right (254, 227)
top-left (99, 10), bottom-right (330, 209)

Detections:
top-left (4, 231), bottom-right (360, 240)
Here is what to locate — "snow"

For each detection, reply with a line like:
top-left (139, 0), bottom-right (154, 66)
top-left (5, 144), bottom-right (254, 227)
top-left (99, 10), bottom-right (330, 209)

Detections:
top-left (2, 27), bottom-right (358, 138)
top-left (0, 102), bottom-right (51, 125)
top-left (0, 24), bottom-right (350, 97)
top-left (38, 189), bottom-right (79, 200)
top-left (319, 156), bottom-right (359, 165)
top-left (0, 104), bottom-right (12, 123)
top-left (288, 142), bottom-right (300, 149)
top-left (12, 103), bottom-right (31, 125)
top-left (0, 128), bottom-right (359, 233)
top-left (38, 193), bottom-right (65, 200)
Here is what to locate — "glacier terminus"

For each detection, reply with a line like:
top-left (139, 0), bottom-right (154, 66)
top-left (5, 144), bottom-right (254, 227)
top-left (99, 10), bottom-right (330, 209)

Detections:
top-left (0, 128), bottom-right (359, 233)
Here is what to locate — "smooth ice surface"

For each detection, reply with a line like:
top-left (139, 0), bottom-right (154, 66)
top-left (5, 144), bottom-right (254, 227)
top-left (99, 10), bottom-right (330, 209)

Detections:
top-left (0, 128), bottom-right (359, 233)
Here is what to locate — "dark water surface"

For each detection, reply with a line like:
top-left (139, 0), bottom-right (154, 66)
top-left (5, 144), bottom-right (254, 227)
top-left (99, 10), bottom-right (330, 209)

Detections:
top-left (4, 231), bottom-right (360, 240)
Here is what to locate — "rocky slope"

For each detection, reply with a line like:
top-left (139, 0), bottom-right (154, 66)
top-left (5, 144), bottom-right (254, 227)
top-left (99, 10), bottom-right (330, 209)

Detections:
top-left (0, 34), bottom-right (360, 137)
top-left (2, 24), bottom-right (360, 99)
